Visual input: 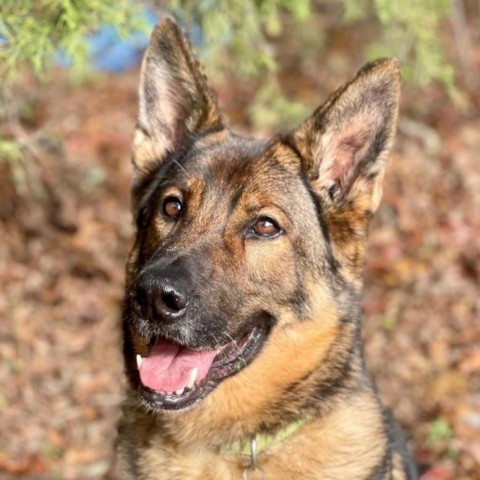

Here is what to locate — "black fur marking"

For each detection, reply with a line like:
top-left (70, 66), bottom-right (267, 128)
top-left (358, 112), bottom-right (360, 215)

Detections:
top-left (278, 135), bottom-right (339, 273)
top-left (384, 409), bottom-right (419, 479)
top-left (367, 446), bottom-right (392, 480)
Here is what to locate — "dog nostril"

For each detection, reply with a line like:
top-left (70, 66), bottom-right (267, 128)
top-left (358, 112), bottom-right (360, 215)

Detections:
top-left (134, 286), bottom-right (151, 317)
top-left (135, 278), bottom-right (188, 320)
top-left (155, 287), bottom-right (188, 317)
top-left (162, 292), bottom-right (182, 311)
top-left (135, 287), bottom-right (148, 306)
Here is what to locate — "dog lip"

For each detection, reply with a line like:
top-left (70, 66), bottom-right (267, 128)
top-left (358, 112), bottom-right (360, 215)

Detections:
top-left (141, 379), bottom-right (210, 411)
top-left (210, 327), bottom-right (262, 374)
top-left (138, 323), bottom-right (270, 411)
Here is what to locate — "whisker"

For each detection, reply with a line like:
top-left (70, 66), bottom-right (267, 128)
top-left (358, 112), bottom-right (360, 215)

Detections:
top-left (223, 332), bottom-right (248, 368)
top-left (208, 332), bottom-right (223, 351)
top-left (172, 158), bottom-right (192, 179)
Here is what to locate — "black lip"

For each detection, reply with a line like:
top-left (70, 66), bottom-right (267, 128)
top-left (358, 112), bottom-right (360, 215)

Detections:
top-left (138, 323), bottom-right (270, 411)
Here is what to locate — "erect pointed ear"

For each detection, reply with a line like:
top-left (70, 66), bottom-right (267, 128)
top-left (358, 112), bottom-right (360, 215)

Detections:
top-left (133, 18), bottom-right (223, 174)
top-left (289, 59), bottom-right (400, 279)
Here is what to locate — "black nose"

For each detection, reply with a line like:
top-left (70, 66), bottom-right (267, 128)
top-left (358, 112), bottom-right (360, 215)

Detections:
top-left (135, 261), bottom-right (191, 322)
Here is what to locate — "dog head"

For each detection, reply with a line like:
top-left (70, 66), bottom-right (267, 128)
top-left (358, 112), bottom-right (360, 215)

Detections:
top-left (123, 18), bottom-right (400, 413)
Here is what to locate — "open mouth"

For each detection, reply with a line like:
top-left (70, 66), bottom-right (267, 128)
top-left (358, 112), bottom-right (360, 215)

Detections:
top-left (136, 324), bottom-right (269, 411)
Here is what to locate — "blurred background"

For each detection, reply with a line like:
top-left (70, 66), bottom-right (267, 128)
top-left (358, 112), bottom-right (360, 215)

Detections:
top-left (0, 1), bottom-right (479, 479)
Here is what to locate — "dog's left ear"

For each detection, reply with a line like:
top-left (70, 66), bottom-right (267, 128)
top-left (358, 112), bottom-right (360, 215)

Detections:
top-left (289, 58), bottom-right (400, 277)
top-left (133, 18), bottom-right (223, 174)
top-left (292, 58), bottom-right (400, 212)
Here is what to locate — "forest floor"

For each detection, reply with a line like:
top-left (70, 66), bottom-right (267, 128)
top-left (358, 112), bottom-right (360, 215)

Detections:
top-left (1, 18), bottom-right (479, 480)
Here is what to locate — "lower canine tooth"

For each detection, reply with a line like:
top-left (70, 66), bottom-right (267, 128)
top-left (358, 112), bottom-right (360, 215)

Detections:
top-left (136, 355), bottom-right (142, 369)
top-left (187, 367), bottom-right (199, 389)
top-left (175, 388), bottom-right (185, 395)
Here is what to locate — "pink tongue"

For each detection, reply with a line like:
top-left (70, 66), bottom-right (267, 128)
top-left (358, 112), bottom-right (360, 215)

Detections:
top-left (139, 338), bottom-right (218, 392)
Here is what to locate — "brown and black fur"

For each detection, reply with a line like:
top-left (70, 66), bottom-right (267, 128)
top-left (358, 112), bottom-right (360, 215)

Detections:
top-left (113, 18), bottom-right (418, 480)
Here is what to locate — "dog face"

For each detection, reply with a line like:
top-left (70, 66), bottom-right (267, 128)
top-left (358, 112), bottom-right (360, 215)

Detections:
top-left (122, 19), bottom-right (400, 413)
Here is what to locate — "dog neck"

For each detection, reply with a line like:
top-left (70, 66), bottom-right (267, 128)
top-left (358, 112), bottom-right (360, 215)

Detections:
top-left (221, 416), bottom-right (308, 459)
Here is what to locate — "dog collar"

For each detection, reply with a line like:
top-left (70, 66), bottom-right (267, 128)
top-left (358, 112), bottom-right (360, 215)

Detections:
top-left (222, 418), bottom-right (308, 473)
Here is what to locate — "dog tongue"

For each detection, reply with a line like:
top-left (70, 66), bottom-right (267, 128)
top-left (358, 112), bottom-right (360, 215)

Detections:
top-left (139, 338), bottom-right (217, 392)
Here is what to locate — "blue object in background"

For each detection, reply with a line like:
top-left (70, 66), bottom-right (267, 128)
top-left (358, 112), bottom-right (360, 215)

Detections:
top-left (89, 8), bottom-right (158, 73)
top-left (57, 8), bottom-right (159, 73)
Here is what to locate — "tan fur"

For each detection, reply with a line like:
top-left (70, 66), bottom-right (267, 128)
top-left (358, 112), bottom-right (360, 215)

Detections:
top-left (113, 18), bottom-right (415, 480)
top-left (165, 287), bottom-right (339, 444)
top-left (114, 392), bottom-right (392, 480)
top-left (114, 283), bottom-right (402, 479)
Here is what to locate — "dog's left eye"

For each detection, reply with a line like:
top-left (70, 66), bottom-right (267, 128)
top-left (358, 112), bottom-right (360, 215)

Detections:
top-left (252, 217), bottom-right (282, 238)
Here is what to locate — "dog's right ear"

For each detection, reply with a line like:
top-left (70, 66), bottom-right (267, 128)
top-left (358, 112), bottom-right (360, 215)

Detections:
top-left (133, 18), bottom-right (223, 174)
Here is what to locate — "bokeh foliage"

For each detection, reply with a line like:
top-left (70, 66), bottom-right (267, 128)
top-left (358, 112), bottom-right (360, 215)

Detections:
top-left (168, 0), bottom-right (311, 76)
top-left (344, 0), bottom-right (455, 90)
top-left (1, 0), bottom-right (456, 87)
top-left (0, 0), bottom-right (147, 81)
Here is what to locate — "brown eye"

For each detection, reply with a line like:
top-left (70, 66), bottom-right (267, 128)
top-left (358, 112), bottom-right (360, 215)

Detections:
top-left (252, 217), bottom-right (281, 238)
top-left (162, 196), bottom-right (183, 219)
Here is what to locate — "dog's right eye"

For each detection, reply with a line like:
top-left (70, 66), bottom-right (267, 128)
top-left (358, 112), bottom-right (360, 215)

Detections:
top-left (162, 196), bottom-right (183, 219)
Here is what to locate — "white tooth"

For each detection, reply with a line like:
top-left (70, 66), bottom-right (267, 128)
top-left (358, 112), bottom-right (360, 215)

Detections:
top-left (175, 387), bottom-right (185, 395)
top-left (187, 367), bottom-right (198, 389)
top-left (136, 355), bottom-right (142, 369)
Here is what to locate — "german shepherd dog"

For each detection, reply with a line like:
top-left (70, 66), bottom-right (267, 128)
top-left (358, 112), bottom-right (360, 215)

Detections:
top-left (114, 18), bottom-right (418, 480)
